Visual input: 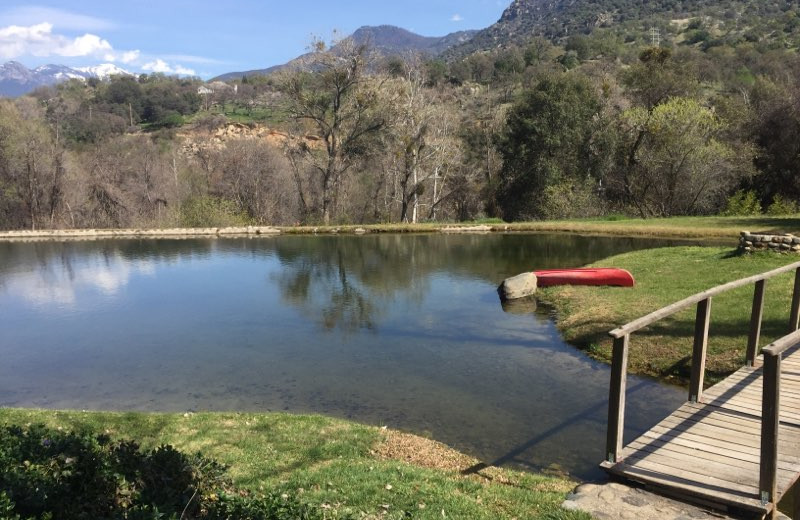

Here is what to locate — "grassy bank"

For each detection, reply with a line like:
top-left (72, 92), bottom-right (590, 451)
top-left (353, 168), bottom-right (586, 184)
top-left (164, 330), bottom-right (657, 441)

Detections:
top-left (539, 247), bottom-right (800, 384)
top-left (0, 408), bottom-right (587, 520)
top-left (277, 216), bottom-right (800, 239)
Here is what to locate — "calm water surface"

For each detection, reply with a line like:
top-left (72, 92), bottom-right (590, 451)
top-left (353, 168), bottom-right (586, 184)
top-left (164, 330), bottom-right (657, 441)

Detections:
top-left (0, 234), bottom-right (718, 479)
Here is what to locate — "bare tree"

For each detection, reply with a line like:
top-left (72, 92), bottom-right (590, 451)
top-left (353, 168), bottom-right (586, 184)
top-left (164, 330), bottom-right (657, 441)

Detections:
top-left (281, 38), bottom-right (387, 224)
top-left (0, 98), bottom-right (65, 230)
top-left (204, 139), bottom-right (298, 225)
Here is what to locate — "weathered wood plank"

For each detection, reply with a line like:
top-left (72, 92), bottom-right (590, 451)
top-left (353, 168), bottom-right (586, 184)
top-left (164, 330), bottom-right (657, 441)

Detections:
top-left (628, 435), bottom-right (800, 471)
top-left (790, 267), bottom-right (800, 333)
top-left (747, 280), bottom-right (767, 366)
top-left (606, 334), bottom-right (628, 464)
top-left (760, 353), bottom-right (781, 507)
top-left (602, 461), bottom-right (769, 514)
top-left (690, 298), bottom-right (712, 403)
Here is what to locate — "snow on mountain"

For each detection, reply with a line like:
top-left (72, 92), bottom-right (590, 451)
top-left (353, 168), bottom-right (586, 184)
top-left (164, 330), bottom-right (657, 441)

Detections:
top-left (1, 62), bottom-right (132, 97)
top-left (75, 63), bottom-right (132, 79)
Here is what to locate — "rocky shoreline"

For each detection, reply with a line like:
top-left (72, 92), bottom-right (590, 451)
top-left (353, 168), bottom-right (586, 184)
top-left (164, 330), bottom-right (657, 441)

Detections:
top-left (0, 224), bottom-right (499, 242)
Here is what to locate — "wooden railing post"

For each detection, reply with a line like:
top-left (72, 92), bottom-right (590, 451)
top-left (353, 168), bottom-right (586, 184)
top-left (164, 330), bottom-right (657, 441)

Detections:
top-left (790, 267), bottom-right (800, 333)
top-left (747, 280), bottom-right (766, 366)
top-left (760, 351), bottom-right (781, 511)
top-left (689, 298), bottom-right (712, 403)
top-left (606, 334), bottom-right (629, 464)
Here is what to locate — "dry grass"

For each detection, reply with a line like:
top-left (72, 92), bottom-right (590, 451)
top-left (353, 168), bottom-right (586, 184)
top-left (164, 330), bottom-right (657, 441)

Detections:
top-left (274, 216), bottom-right (800, 239)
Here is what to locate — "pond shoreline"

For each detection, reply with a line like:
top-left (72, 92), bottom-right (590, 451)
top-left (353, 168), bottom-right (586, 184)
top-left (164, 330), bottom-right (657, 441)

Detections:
top-left (4, 215), bottom-right (796, 241)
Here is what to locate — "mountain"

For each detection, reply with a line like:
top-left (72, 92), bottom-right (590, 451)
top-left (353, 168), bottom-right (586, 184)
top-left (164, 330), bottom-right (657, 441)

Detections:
top-left (347, 25), bottom-right (477, 56)
top-left (446, 0), bottom-right (791, 57)
top-left (0, 61), bottom-right (131, 97)
top-left (75, 63), bottom-right (131, 79)
top-left (213, 25), bottom-right (477, 81)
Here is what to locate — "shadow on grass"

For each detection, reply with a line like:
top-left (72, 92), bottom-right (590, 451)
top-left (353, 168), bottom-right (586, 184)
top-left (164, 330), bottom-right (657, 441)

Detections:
top-left (566, 314), bottom-right (796, 379)
top-left (721, 217), bottom-right (800, 231)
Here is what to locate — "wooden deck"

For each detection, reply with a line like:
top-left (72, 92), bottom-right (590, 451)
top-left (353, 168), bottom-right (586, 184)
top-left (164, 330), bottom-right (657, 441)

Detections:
top-left (601, 259), bottom-right (800, 518)
top-left (603, 349), bottom-right (800, 515)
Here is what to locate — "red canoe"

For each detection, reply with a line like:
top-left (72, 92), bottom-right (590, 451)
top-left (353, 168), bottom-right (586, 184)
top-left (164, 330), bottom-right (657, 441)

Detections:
top-left (533, 268), bottom-right (635, 288)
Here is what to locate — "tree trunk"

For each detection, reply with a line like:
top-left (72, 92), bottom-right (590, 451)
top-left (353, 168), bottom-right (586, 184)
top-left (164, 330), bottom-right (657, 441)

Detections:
top-left (322, 172), bottom-right (333, 225)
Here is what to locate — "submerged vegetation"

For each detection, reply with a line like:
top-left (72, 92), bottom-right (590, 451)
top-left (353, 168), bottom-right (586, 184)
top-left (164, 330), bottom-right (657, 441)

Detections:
top-left (0, 409), bottom-right (588, 520)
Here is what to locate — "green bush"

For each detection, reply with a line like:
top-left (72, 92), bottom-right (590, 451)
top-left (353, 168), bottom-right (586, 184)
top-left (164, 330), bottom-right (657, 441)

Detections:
top-left (766, 194), bottom-right (800, 215)
top-left (0, 424), bottom-right (321, 520)
top-left (721, 190), bottom-right (762, 216)
top-left (540, 177), bottom-right (606, 220)
top-left (179, 196), bottom-right (250, 228)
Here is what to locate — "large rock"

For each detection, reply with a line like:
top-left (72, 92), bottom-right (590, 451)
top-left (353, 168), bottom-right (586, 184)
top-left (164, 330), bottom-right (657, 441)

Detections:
top-left (498, 272), bottom-right (538, 300)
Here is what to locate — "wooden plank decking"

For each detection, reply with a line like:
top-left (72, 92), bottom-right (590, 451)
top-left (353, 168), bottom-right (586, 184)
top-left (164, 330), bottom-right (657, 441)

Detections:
top-left (602, 347), bottom-right (800, 515)
top-left (600, 259), bottom-right (800, 518)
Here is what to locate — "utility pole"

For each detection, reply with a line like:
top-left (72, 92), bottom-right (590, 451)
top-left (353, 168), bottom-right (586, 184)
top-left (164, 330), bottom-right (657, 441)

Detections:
top-left (650, 27), bottom-right (661, 47)
top-left (129, 102), bottom-right (134, 127)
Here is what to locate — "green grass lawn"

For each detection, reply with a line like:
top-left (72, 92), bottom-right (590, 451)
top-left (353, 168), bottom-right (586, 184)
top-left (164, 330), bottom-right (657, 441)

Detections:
top-left (539, 247), bottom-right (800, 384)
top-left (0, 408), bottom-right (588, 520)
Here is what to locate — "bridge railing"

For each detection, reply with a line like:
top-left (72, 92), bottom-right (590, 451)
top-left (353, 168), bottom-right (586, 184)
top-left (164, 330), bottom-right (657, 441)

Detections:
top-left (605, 260), bottom-right (800, 507)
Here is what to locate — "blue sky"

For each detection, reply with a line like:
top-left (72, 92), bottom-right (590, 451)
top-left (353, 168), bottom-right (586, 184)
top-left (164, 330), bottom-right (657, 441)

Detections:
top-left (0, 1), bottom-right (508, 78)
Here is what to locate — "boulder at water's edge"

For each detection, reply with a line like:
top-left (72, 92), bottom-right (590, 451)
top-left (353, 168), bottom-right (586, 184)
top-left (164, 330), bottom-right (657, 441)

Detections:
top-left (499, 272), bottom-right (538, 300)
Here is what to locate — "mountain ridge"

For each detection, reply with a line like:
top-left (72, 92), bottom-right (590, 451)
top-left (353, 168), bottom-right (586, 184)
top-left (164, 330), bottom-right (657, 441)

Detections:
top-left (212, 25), bottom-right (478, 81)
top-left (0, 61), bottom-right (131, 97)
top-left (445, 0), bottom-right (792, 58)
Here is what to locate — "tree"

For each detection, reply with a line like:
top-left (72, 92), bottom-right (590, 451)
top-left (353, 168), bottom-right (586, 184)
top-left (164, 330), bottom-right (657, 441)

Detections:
top-left (495, 74), bottom-right (602, 220)
top-left (203, 139), bottom-right (297, 225)
top-left (622, 47), bottom-right (698, 110)
top-left (0, 99), bottom-right (65, 230)
top-left (281, 39), bottom-right (387, 224)
top-left (382, 58), bottom-right (437, 223)
top-left (750, 78), bottom-right (800, 202)
top-left (612, 97), bottom-right (745, 217)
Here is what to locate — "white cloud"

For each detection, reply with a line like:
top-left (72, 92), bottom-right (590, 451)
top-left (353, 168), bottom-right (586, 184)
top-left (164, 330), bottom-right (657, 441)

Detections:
top-left (142, 58), bottom-right (170, 73)
top-left (120, 50), bottom-right (140, 64)
top-left (0, 6), bottom-right (116, 31)
top-left (61, 32), bottom-right (112, 56)
top-left (450, 14), bottom-right (464, 22)
top-left (174, 65), bottom-right (195, 75)
top-left (142, 58), bottom-right (195, 76)
top-left (0, 22), bottom-right (112, 59)
top-left (0, 18), bottom-right (201, 77)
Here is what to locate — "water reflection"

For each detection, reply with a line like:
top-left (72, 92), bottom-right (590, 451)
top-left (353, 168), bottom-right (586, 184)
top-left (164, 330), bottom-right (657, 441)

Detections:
top-left (0, 234), bottom-right (717, 478)
top-left (0, 242), bottom-right (156, 306)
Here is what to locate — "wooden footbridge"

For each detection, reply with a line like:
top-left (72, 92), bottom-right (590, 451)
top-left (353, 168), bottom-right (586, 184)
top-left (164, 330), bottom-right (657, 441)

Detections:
top-left (602, 260), bottom-right (800, 519)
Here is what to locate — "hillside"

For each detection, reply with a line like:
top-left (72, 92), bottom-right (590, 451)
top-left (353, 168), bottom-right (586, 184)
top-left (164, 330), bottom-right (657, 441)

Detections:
top-left (213, 25), bottom-right (477, 81)
top-left (446, 0), bottom-right (800, 57)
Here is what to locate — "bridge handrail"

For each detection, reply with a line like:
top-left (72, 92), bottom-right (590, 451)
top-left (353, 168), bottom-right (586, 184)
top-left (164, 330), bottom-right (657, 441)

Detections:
top-left (761, 328), bottom-right (800, 356)
top-left (610, 260), bottom-right (800, 339)
top-left (605, 258), bottom-right (800, 491)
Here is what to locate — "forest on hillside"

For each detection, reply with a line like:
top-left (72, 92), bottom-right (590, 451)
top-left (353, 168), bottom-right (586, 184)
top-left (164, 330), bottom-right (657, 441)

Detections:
top-left (1, 12), bottom-right (800, 230)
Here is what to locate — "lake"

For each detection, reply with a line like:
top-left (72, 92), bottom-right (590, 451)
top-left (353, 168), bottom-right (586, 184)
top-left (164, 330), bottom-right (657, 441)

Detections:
top-left (0, 233), bottom-right (717, 479)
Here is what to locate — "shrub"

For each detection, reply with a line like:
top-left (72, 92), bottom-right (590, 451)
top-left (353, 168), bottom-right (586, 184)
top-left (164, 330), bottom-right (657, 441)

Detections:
top-left (179, 196), bottom-right (250, 228)
top-left (721, 190), bottom-right (762, 216)
top-left (540, 177), bottom-right (606, 220)
top-left (0, 424), bottom-right (321, 520)
top-left (766, 194), bottom-right (800, 215)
